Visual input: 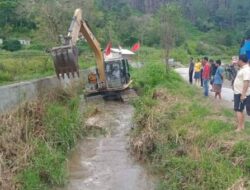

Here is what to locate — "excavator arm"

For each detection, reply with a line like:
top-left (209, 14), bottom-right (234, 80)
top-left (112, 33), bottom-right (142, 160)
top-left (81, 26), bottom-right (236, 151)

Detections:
top-left (79, 15), bottom-right (106, 84)
top-left (51, 8), bottom-right (106, 85)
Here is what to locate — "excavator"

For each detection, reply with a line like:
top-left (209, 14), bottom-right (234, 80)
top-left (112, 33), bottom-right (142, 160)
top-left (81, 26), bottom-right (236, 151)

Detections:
top-left (51, 9), bottom-right (132, 98)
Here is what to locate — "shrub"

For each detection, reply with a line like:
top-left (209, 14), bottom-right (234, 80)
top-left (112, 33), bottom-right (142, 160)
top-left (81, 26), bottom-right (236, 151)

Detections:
top-left (170, 47), bottom-right (189, 65)
top-left (3, 39), bottom-right (22, 51)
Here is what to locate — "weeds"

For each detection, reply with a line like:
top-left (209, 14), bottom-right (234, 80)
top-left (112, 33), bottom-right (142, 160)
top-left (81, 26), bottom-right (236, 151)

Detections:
top-left (0, 87), bottom-right (84, 189)
top-left (130, 48), bottom-right (250, 189)
top-left (19, 141), bottom-right (66, 190)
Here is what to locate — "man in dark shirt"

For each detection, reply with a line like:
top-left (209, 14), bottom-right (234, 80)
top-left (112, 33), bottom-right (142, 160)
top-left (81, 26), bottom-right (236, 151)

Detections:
top-left (209, 59), bottom-right (217, 91)
top-left (188, 57), bottom-right (194, 84)
top-left (210, 59), bottom-right (217, 80)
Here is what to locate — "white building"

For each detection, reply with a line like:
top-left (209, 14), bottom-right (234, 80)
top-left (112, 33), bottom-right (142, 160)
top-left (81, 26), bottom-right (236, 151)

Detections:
top-left (18, 39), bottom-right (31, 46)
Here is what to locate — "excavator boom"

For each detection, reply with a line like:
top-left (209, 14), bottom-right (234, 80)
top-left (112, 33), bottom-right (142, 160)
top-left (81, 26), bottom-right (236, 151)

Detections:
top-left (51, 9), bottom-right (105, 83)
top-left (79, 20), bottom-right (106, 83)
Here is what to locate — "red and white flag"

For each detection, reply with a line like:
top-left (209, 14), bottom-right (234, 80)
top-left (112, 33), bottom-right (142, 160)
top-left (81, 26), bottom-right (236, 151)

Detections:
top-left (105, 42), bottom-right (112, 56)
top-left (131, 42), bottom-right (140, 52)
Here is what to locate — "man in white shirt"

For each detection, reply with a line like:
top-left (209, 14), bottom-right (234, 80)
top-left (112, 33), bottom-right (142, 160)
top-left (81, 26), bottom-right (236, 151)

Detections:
top-left (233, 54), bottom-right (250, 131)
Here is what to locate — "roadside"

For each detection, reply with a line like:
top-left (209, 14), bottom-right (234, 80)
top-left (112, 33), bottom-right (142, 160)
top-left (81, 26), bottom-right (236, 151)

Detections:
top-left (175, 67), bottom-right (234, 102)
top-left (130, 56), bottom-right (250, 189)
top-left (175, 67), bottom-right (250, 119)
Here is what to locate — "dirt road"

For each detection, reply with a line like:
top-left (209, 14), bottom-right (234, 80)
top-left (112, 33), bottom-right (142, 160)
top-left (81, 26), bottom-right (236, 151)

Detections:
top-left (175, 67), bottom-right (234, 104)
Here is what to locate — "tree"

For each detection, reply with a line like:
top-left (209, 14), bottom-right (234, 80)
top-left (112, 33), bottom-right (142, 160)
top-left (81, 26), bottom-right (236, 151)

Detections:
top-left (157, 4), bottom-right (184, 70)
top-left (18, 0), bottom-right (73, 46)
top-left (0, 0), bottom-right (19, 37)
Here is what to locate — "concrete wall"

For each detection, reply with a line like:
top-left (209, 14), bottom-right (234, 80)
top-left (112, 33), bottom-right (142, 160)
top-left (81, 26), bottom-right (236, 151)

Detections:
top-left (0, 70), bottom-right (88, 113)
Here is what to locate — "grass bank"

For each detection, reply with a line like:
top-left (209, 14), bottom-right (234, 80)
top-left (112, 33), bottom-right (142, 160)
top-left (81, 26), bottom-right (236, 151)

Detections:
top-left (0, 50), bottom-right (53, 84)
top-left (130, 48), bottom-right (250, 189)
top-left (0, 87), bottom-right (85, 190)
top-left (0, 49), bottom-right (95, 85)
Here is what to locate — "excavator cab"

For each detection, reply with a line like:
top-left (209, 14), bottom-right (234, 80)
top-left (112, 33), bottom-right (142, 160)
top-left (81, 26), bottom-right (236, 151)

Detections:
top-left (85, 55), bottom-right (131, 96)
top-left (105, 58), bottom-right (130, 89)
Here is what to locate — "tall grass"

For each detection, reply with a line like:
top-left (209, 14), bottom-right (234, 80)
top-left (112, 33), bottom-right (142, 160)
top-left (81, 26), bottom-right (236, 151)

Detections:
top-left (130, 48), bottom-right (250, 189)
top-left (17, 90), bottom-right (84, 190)
top-left (0, 87), bottom-right (85, 189)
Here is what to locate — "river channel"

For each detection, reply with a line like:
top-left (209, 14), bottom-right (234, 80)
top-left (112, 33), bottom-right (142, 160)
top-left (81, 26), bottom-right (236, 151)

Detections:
top-left (60, 99), bottom-right (154, 190)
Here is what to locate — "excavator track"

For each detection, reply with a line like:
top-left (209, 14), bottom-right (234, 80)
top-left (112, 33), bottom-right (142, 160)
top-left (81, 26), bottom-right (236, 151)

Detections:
top-left (84, 88), bottom-right (138, 103)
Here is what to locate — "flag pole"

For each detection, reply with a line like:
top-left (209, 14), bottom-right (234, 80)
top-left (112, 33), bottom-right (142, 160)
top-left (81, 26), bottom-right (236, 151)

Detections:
top-left (137, 45), bottom-right (140, 66)
top-left (131, 42), bottom-right (140, 66)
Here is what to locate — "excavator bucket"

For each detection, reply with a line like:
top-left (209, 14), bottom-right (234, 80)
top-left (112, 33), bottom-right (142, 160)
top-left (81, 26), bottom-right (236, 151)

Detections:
top-left (51, 45), bottom-right (80, 79)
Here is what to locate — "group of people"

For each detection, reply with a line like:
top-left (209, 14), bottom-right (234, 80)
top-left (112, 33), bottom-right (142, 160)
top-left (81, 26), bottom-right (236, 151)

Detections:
top-left (188, 55), bottom-right (250, 132)
top-left (189, 57), bottom-right (224, 99)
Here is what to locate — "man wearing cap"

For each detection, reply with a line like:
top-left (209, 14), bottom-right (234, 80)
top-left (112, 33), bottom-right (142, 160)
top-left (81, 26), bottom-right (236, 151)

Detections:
top-left (233, 54), bottom-right (250, 131)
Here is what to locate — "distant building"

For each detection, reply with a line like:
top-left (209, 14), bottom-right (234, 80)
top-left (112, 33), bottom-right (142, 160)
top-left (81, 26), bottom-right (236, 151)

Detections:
top-left (18, 39), bottom-right (31, 46)
top-left (0, 39), bottom-right (3, 45)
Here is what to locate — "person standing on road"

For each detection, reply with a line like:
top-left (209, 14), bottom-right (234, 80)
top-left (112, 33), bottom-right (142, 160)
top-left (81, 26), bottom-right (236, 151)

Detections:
top-left (194, 58), bottom-right (202, 86)
top-left (230, 56), bottom-right (239, 86)
top-left (202, 57), bottom-right (211, 97)
top-left (233, 54), bottom-right (250, 131)
top-left (188, 57), bottom-right (194, 84)
top-left (200, 59), bottom-right (204, 88)
top-left (209, 59), bottom-right (217, 91)
top-left (213, 60), bottom-right (224, 99)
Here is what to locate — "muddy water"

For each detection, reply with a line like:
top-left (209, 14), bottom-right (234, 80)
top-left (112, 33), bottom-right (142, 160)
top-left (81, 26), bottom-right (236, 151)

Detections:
top-left (62, 100), bottom-right (154, 190)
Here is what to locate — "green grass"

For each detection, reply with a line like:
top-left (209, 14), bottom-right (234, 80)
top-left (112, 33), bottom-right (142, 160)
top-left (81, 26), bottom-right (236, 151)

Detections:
top-left (44, 98), bottom-right (82, 152)
top-left (19, 142), bottom-right (66, 190)
top-left (17, 92), bottom-right (84, 189)
top-left (131, 48), bottom-right (250, 189)
top-left (166, 25), bottom-right (240, 65)
top-left (155, 154), bottom-right (242, 190)
top-left (221, 108), bottom-right (235, 118)
top-left (0, 49), bottom-right (95, 85)
top-left (0, 50), bottom-right (54, 84)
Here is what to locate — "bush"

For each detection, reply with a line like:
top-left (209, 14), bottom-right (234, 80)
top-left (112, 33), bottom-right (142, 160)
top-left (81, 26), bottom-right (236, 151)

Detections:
top-left (185, 41), bottom-right (198, 55)
top-left (2, 39), bottom-right (22, 51)
top-left (170, 47), bottom-right (189, 65)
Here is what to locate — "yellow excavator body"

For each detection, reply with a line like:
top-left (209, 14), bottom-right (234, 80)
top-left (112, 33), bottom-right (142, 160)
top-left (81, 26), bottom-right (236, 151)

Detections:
top-left (51, 8), bottom-right (132, 96)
